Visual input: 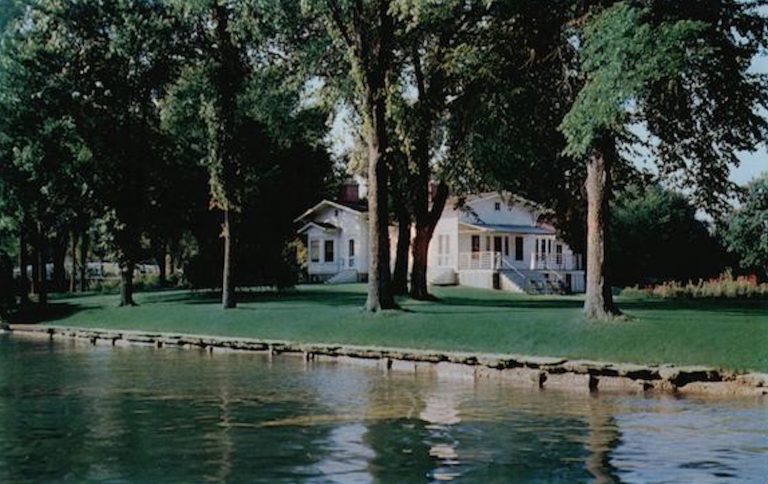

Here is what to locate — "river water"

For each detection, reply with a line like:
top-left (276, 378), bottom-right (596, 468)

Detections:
top-left (0, 334), bottom-right (765, 483)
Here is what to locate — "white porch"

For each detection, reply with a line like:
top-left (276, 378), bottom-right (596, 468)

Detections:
top-left (451, 223), bottom-right (584, 293)
top-left (457, 251), bottom-right (583, 272)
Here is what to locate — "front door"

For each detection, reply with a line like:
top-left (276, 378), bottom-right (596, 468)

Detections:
top-left (493, 236), bottom-right (503, 254)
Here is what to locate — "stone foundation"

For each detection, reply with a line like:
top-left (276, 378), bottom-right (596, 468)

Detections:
top-left (3, 324), bottom-right (766, 397)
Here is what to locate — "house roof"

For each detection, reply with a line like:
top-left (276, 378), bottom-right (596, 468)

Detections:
top-left (459, 222), bottom-right (556, 235)
top-left (447, 191), bottom-right (547, 214)
top-left (294, 199), bottom-right (368, 223)
top-left (297, 221), bottom-right (341, 234)
top-left (335, 200), bottom-right (368, 212)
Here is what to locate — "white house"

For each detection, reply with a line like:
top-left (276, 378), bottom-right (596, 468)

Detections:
top-left (427, 192), bottom-right (585, 294)
top-left (295, 185), bottom-right (585, 293)
top-left (295, 183), bottom-right (369, 284)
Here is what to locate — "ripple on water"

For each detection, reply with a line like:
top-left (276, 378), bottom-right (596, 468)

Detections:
top-left (0, 334), bottom-right (765, 483)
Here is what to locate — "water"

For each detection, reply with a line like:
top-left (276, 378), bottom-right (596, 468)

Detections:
top-left (0, 335), bottom-right (765, 483)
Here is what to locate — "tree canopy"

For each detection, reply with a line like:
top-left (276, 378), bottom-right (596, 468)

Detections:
top-left (724, 174), bottom-right (768, 279)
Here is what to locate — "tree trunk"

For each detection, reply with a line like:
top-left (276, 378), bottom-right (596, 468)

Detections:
top-left (36, 227), bottom-right (47, 305)
top-left (212, 2), bottom-right (240, 310)
top-left (156, 245), bottom-right (167, 287)
top-left (51, 234), bottom-right (66, 293)
top-left (583, 138), bottom-right (621, 320)
top-left (79, 230), bottom-right (88, 292)
top-left (18, 229), bottom-right (29, 305)
top-left (392, 204), bottom-right (410, 295)
top-left (409, 229), bottom-right (432, 300)
top-left (365, 139), bottom-right (396, 311)
top-left (31, 242), bottom-right (39, 296)
top-left (410, 183), bottom-right (449, 300)
top-left (222, 209), bottom-right (236, 309)
top-left (119, 260), bottom-right (136, 307)
top-left (362, 1), bottom-right (397, 312)
top-left (69, 232), bottom-right (78, 293)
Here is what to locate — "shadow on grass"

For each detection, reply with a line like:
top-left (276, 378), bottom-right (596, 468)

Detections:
top-left (434, 295), bottom-right (584, 311)
top-left (141, 288), bottom-right (367, 307)
top-left (37, 286), bottom-right (768, 322)
top-left (10, 302), bottom-right (82, 324)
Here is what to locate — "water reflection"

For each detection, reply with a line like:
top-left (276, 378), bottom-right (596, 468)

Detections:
top-left (0, 334), bottom-right (765, 482)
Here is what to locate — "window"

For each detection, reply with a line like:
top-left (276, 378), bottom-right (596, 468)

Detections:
top-left (486, 236), bottom-right (491, 251)
top-left (515, 236), bottom-right (524, 261)
top-left (504, 236), bottom-right (509, 256)
top-left (494, 202), bottom-right (501, 211)
top-left (310, 240), bottom-right (320, 263)
top-left (348, 239), bottom-right (355, 267)
top-left (334, 209), bottom-right (339, 216)
top-left (324, 240), bottom-right (334, 263)
top-left (438, 235), bottom-right (450, 266)
top-left (471, 235), bottom-right (480, 253)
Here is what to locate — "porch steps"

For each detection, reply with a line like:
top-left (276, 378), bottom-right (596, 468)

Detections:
top-left (500, 269), bottom-right (566, 295)
top-left (325, 269), bottom-right (359, 285)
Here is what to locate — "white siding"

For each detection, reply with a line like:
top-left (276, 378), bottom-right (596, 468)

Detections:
top-left (459, 195), bottom-right (538, 226)
top-left (305, 205), bottom-right (368, 277)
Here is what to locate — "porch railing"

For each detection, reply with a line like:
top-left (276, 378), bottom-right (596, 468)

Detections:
top-left (458, 251), bottom-right (501, 270)
top-left (530, 253), bottom-right (582, 271)
top-left (459, 252), bottom-right (583, 271)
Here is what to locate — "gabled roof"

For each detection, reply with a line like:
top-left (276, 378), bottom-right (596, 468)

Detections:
top-left (448, 191), bottom-right (547, 213)
top-left (459, 222), bottom-right (556, 235)
top-left (297, 221), bottom-right (341, 234)
top-left (294, 199), bottom-right (368, 223)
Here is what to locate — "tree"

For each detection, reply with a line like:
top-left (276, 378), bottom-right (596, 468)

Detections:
top-left (560, 1), bottom-right (767, 319)
top-left (164, 0), bottom-right (334, 300)
top-left (611, 184), bottom-right (728, 286)
top-left (304, 0), bottom-right (398, 311)
top-left (388, 0), bottom-right (593, 300)
top-left (0, 2), bottom-right (96, 305)
top-left (68, 0), bottom-right (187, 306)
top-left (724, 175), bottom-right (768, 279)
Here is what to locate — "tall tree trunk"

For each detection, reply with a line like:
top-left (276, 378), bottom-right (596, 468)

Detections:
top-left (31, 241), bottom-right (39, 296)
top-left (222, 209), bottom-right (236, 309)
top-left (365, 133), bottom-right (396, 311)
top-left (36, 225), bottom-right (47, 305)
top-left (18, 229), bottom-right (29, 305)
top-left (362, 1), bottom-right (397, 312)
top-left (51, 234), bottom-right (66, 293)
top-left (392, 203), bottom-right (410, 295)
top-left (119, 259), bottom-right (136, 307)
top-left (79, 230), bottom-right (88, 292)
top-left (410, 183), bottom-right (449, 300)
top-left (583, 138), bottom-right (621, 320)
top-left (156, 244), bottom-right (167, 287)
top-left (213, 2), bottom-right (241, 310)
top-left (69, 231), bottom-right (78, 293)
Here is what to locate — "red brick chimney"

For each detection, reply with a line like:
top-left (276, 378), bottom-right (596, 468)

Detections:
top-left (339, 180), bottom-right (359, 202)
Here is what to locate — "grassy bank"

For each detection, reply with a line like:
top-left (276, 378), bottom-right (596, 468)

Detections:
top-left (13, 284), bottom-right (768, 372)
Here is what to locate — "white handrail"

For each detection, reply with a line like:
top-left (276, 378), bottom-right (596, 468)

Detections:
top-left (498, 257), bottom-right (530, 291)
top-left (530, 253), bottom-right (582, 271)
top-left (458, 251), bottom-right (501, 270)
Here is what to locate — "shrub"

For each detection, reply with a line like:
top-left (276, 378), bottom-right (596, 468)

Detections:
top-left (621, 270), bottom-right (768, 299)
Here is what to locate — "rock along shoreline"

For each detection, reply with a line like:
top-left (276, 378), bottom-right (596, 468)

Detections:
top-left (3, 323), bottom-right (766, 398)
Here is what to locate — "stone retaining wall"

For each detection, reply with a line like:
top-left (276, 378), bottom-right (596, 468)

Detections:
top-left (3, 324), bottom-right (766, 397)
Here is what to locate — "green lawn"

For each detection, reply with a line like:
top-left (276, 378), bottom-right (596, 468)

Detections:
top-left (16, 284), bottom-right (768, 372)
